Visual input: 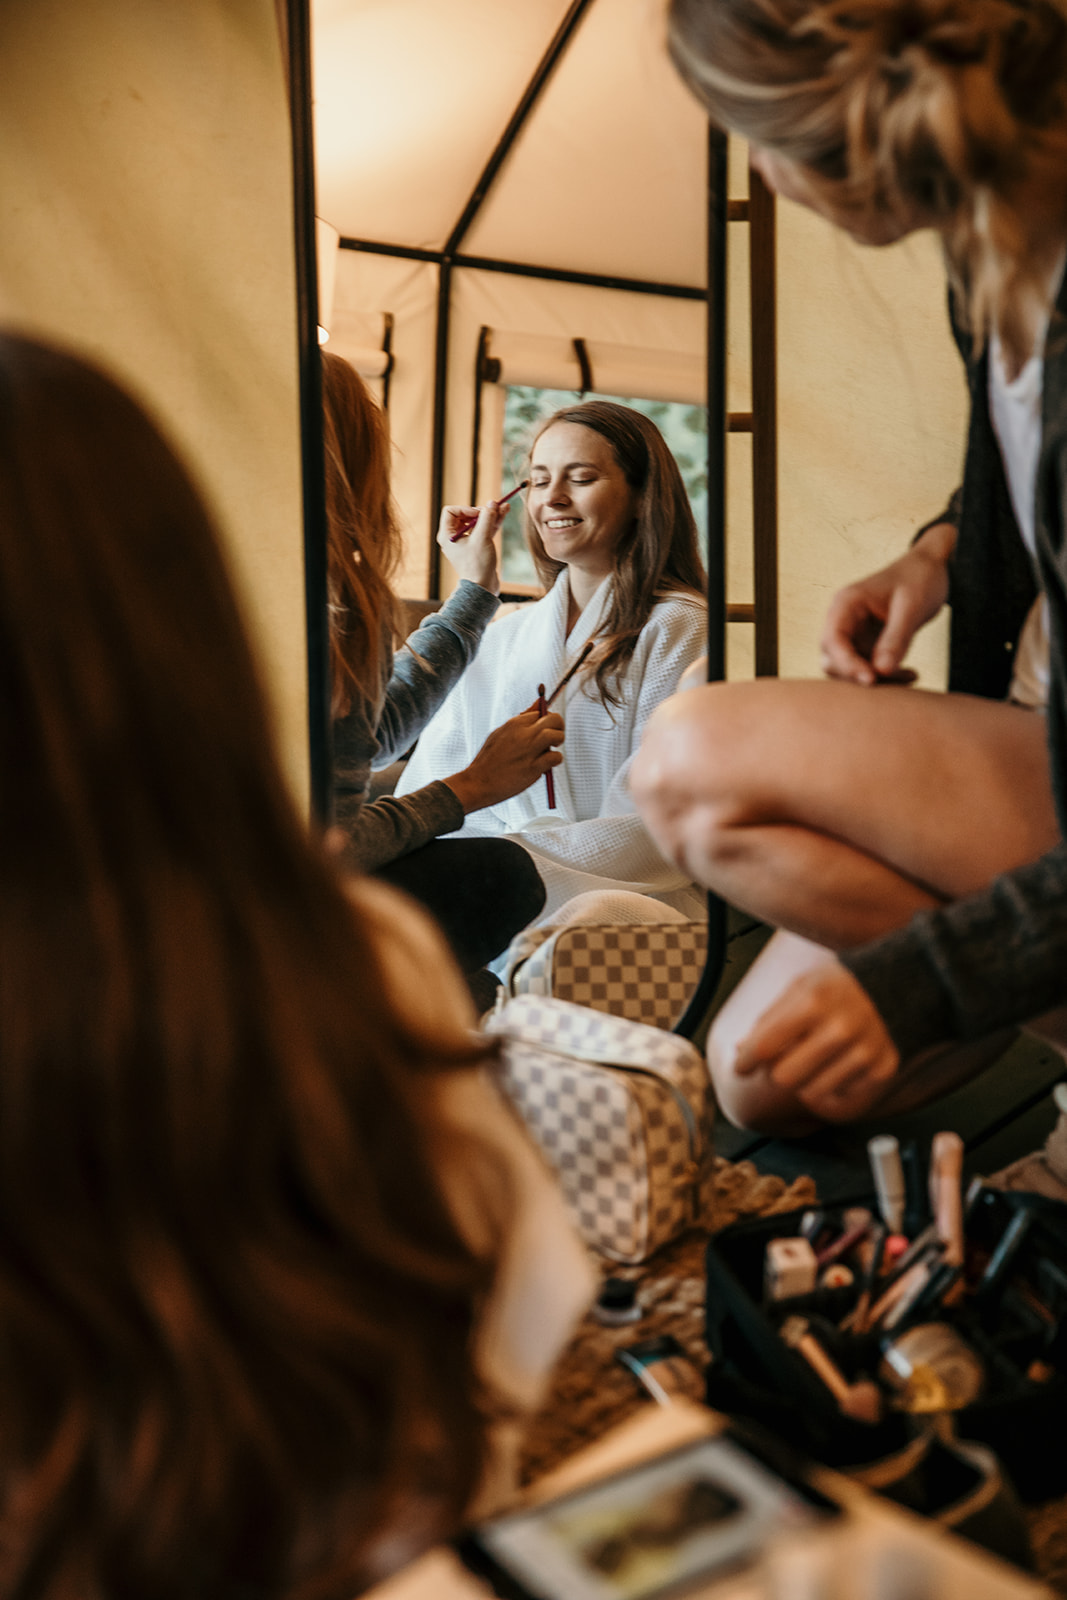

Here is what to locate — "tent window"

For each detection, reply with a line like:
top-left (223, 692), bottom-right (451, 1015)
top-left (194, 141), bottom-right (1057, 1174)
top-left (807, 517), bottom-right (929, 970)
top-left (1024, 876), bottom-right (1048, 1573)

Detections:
top-left (497, 385), bottom-right (708, 588)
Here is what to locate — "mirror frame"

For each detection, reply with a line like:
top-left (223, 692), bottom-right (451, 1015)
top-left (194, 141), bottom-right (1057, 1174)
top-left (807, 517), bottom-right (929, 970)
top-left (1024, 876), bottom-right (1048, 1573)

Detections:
top-left (286, 0), bottom-right (732, 1026)
top-left (285, 0), bottom-right (332, 825)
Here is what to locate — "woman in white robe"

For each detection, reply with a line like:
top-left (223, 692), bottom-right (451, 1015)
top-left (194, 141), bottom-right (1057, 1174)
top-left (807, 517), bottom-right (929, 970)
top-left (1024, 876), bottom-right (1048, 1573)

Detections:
top-left (397, 401), bottom-right (708, 922)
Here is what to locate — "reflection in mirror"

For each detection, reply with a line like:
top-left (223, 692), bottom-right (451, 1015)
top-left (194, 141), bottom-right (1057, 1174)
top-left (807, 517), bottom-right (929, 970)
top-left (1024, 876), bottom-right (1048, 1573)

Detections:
top-left (308, 0), bottom-right (737, 1023)
top-left (496, 388), bottom-right (709, 588)
top-left (395, 398), bottom-right (708, 914)
top-left (302, 2), bottom-right (977, 1048)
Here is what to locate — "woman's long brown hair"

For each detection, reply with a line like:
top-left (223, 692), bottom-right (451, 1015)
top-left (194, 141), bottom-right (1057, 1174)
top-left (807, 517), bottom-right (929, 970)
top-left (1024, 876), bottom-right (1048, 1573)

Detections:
top-left (0, 335), bottom-right (503, 1600)
top-left (321, 352), bottom-right (402, 719)
top-left (524, 401), bottom-right (707, 706)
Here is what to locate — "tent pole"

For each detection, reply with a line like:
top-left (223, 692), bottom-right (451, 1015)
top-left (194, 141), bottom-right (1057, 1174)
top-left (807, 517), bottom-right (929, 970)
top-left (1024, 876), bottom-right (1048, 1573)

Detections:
top-left (703, 126), bottom-right (728, 688)
top-left (427, 0), bottom-right (596, 595)
top-left (428, 257), bottom-right (453, 600)
top-left (341, 236), bottom-right (706, 301)
top-left (675, 123), bottom-right (729, 1039)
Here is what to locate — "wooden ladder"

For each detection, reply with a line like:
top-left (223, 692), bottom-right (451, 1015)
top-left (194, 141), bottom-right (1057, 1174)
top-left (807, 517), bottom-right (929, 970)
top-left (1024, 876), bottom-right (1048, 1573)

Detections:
top-left (726, 164), bottom-right (778, 677)
top-left (676, 149), bottom-right (779, 1032)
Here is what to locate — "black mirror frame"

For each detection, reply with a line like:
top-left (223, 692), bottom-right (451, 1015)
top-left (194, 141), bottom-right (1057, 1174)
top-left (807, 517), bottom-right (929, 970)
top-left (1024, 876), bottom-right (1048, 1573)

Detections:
top-left (285, 0), bottom-right (730, 1024)
top-left (285, 0), bottom-right (333, 826)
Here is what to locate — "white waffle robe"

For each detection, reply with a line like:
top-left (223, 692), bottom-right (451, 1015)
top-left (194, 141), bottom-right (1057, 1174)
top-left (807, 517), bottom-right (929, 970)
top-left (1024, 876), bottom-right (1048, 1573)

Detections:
top-left (396, 572), bottom-right (707, 921)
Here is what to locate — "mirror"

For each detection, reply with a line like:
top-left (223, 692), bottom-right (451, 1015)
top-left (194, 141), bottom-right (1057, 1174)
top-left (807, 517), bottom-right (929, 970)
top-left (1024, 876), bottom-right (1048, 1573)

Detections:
top-left (298, 0), bottom-right (969, 1022)
top-left (0, 0), bottom-right (310, 806)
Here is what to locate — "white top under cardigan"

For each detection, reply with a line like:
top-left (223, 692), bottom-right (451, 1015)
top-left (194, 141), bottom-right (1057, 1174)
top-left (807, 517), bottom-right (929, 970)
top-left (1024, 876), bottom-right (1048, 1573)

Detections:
top-left (395, 571), bottom-right (708, 921)
top-left (989, 302), bottom-right (1057, 709)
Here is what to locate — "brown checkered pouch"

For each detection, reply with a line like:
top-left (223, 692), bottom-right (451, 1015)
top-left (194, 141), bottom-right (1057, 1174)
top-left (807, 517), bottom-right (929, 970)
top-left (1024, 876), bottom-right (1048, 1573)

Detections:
top-left (502, 920), bottom-right (708, 1031)
top-left (484, 993), bottom-right (714, 1263)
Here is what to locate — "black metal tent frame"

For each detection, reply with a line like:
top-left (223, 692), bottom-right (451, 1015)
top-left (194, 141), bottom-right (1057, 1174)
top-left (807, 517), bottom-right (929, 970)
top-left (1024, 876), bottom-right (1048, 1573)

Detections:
top-left (285, 0), bottom-right (731, 1030)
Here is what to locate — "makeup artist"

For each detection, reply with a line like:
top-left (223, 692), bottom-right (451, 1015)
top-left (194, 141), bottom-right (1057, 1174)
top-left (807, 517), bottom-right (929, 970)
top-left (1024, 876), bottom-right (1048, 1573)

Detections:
top-left (396, 400), bottom-right (707, 923)
top-left (323, 353), bottom-right (563, 1002)
top-left (633, 0), bottom-right (1067, 1131)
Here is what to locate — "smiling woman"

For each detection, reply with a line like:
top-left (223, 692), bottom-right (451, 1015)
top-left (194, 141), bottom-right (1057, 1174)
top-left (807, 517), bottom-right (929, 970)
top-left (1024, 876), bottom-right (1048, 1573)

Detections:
top-left (527, 421), bottom-right (637, 617)
top-left (395, 400), bottom-right (708, 924)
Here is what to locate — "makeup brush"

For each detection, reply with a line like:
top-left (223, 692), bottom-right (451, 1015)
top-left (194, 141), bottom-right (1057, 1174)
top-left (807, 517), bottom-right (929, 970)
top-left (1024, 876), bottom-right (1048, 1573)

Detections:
top-left (544, 642), bottom-right (594, 707)
top-left (449, 479), bottom-right (529, 540)
top-left (537, 684), bottom-right (556, 809)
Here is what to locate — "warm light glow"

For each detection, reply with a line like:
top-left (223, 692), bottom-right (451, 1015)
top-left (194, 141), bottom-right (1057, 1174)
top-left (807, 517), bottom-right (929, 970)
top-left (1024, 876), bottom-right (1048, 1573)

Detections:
top-left (315, 217), bottom-right (340, 338)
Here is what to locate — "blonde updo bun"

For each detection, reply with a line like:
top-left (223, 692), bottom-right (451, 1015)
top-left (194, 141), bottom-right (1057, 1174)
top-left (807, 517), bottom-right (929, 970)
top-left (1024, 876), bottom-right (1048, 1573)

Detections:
top-left (668, 0), bottom-right (1067, 365)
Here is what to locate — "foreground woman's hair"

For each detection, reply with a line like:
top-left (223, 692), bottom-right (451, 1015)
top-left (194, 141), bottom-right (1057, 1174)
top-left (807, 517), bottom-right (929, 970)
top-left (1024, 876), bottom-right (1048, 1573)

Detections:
top-left (667, 0), bottom-right (1067, 367)
top-left (0, 335), bottom-right (501, 1600)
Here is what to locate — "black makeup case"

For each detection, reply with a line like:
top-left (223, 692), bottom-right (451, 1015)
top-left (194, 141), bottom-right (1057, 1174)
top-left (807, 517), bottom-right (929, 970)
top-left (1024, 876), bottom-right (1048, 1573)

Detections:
top-left (705, 1189), bottom-right (1067, 1515)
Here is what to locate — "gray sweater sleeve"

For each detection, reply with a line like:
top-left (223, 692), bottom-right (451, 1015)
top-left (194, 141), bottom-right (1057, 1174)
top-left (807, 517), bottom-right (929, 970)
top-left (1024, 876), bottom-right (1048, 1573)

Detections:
top-left (337, 780), bottom-right (466, 874)
top-left (840, 842), bottom-right (1067, 1060)
top-left (373, 580), bottom-right (501, 767)
top-left (332, 579), bottom-right (499, 872)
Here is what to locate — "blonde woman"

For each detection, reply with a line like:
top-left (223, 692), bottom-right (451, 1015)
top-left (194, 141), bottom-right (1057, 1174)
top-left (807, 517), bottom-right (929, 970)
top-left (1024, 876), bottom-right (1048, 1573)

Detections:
top-left (634, 0), bottom-right (1067, 1130)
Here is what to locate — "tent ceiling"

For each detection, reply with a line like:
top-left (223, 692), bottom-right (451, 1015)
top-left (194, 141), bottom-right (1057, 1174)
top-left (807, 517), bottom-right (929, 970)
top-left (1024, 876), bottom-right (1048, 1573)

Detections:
top-left (312, 0), bottom-right (708, 287)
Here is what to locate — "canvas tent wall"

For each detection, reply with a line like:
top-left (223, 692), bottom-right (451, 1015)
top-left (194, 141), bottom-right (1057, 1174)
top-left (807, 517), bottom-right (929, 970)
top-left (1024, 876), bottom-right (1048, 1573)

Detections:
top-left (312, 0), bottom-right (970, 692)
top-left (0, 0), bottom-right (308, 800)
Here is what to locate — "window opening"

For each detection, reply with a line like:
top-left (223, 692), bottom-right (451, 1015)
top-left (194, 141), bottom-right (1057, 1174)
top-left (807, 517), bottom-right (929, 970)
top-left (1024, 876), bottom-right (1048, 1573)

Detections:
top-left (498, 385), bottom-right (708, 588)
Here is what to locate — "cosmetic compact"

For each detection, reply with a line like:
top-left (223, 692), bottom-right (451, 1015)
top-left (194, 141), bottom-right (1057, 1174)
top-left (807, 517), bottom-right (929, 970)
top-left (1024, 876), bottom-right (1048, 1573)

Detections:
top-left (880, 1322), bottom-right (986, 1413)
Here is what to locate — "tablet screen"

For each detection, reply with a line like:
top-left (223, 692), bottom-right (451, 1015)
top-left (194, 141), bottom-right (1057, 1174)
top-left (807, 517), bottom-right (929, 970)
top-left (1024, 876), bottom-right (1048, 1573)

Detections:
top-left (473, 1435), bottom-right (827, 1600)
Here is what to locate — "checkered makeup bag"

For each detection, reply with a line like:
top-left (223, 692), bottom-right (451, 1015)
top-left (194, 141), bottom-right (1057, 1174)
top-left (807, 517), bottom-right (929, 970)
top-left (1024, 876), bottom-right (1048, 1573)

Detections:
top-left (502, 921), bottom-right (708, 1031)
top-left (484, 993), bottom-right (714, 1263)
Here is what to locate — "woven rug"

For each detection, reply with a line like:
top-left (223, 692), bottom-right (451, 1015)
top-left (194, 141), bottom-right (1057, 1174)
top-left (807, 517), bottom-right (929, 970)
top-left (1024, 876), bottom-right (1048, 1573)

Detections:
top-left (518, 1157), bottom-right (1067, 1595)
top-left (519, 1157), bottom-right (816, 1484)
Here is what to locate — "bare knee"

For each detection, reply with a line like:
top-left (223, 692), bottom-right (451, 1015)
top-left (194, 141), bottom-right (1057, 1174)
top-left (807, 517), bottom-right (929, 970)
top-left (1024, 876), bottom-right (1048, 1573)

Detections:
top-left (632, 685), bottom-right (762, 853)
top-left (707, 1041), bottom-right (821, 1138)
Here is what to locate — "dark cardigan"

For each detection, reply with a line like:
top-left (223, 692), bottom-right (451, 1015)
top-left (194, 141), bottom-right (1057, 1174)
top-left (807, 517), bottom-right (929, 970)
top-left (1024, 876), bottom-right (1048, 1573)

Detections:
top-left (841, 272), bottom-right (1067, 1058)
top-left (942, 304), bottom-right (1039, 701)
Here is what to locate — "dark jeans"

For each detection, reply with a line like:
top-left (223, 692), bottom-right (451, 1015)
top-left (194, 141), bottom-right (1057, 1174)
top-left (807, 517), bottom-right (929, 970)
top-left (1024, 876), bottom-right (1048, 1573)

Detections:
top-left (375, 836), bottom-right (546, 974)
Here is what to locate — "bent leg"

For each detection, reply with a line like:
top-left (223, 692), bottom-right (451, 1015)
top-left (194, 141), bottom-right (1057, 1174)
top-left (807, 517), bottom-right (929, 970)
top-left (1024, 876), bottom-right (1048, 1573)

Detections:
top-left (633, 679), bottom-right (1057, 949)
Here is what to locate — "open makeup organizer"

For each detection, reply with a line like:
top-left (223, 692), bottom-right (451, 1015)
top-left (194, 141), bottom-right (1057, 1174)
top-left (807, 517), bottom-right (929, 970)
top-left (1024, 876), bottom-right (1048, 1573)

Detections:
top-left (700, 1134), bottom-right (1067, 1566)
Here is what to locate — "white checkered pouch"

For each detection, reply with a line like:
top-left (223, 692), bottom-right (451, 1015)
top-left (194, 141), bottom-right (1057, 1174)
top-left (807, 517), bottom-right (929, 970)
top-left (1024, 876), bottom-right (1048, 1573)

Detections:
top-left (502, 920), bottom-right (708, 1031)
top-left (484, 993), bottom-right (714, 1264)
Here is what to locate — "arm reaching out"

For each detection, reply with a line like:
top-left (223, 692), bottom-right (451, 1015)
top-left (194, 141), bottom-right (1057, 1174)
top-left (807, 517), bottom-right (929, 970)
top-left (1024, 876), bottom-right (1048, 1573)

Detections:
top-left (821, 521), bottom-right (956, 685)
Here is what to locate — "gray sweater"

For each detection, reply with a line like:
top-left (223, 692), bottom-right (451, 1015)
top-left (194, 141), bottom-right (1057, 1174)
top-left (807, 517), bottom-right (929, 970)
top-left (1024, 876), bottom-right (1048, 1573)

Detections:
top-left (333, 580), bottom-right (500, 872)
top-left (842, 272), bottom-right (1067, 1058)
